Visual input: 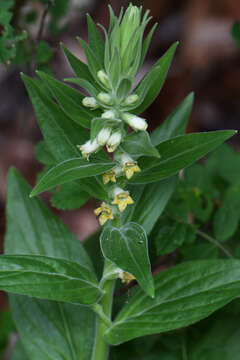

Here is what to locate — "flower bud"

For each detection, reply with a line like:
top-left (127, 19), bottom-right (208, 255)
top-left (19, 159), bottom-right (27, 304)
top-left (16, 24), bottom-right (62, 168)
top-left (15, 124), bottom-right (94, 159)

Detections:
top-left (106, 131), bottom-right (122, 152)
top-left (122, 112), bottom-right (148, 131)
top-left (120, 5), bottom-right (141, 57)
top-left (101, 110), bottom-right (117, 119)
top-left (97, 127), bottom-right (111, 146)
top-left (97, 92), bottom-right (113, 105)
top-left (97, 70), bottom-right (111, 88)
top-left (77, 138), bottom-right (99, 158)
top-left (122, 94), bottom-right (139, 106)
top-left (82, 96), bottom-right (99, 109)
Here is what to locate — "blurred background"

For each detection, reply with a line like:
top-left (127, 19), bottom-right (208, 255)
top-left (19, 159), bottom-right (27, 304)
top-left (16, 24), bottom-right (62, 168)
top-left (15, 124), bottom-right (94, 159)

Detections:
top-left (0, 0), bottom-right (240, 356)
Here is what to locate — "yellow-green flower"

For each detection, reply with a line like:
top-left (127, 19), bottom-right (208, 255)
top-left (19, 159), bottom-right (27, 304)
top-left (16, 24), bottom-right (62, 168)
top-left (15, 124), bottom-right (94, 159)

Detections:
top-left (119, 270), bottom-right (136, 284)
top-left (102, 170), bottom-right (117, 185)
top-left (94, 202), bottom-right (114, 225)
top-left (111, 187), bottom-right (134, 212)
top-left (122, 161), bottom-right (141, 179)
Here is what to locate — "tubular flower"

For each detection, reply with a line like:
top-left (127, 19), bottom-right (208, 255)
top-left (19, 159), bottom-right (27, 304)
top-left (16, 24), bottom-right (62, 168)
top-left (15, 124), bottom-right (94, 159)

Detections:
top-left (122, 161), bottom-right (140, 179)
top-left (78, 138), bottom-right (99, 159)
top-left (102, 169), bottom-right (116, 185)
top-left (94, 202), bottom-right (114, 226)
top-left (122, 112), bottom-right (148, 131)
top-left (112, 187), bottom-right (134, 212)
top-left (106, 131), bottom-right (122, 152)
top-left (97, 127), bottom-right (111, 146)
top-left (97, 92), bottom-right (113, 105)
top-left (118, 269), bottom-right (136, 284)
top-left (82, 96), bottom-right (99, 109)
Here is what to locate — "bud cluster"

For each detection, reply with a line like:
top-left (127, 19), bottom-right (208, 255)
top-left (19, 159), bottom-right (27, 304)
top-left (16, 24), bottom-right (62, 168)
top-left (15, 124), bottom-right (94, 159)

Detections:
top-left (75, 4), bottom-right (156, 226)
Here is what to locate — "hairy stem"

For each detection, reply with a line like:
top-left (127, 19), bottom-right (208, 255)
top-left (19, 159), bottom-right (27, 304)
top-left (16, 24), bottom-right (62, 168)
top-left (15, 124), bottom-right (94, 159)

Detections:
top-left (91, 265), bottom-right (115, 360)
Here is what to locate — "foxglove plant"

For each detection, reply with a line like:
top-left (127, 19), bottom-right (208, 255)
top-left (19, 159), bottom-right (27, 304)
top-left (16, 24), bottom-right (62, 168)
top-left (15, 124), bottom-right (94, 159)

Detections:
top-left (2, 4), bottom-right (240, 360)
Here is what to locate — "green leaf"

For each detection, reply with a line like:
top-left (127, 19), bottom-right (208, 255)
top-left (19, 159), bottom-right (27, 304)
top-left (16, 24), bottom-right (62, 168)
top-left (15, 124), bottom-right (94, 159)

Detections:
top-left (130, 130), bottom-right (236, 184)
top-left (36, 71), bottom-right (95, 128)
top-left (11, 341), bottom-right (28, 360)
top-left (140, 23), bottom-right (157, 67)
top-left (100, 222), bottom-right (154, 298)
top-left (50, 182), bottom-right (90, 210)
top-left (0, 255), bottom-right (102, 304)
top-left (34, 140), bottom-right (56, 165)
top-left (121, 131), bottom-right (160, 159)
top-left (31, 158), bottom-right (116, 196)
top-left (116, 77), bottom-right (132, 100)
top-left (180, 243), bottom-right (218, 261)
top-left (5, 169), bottom-right (96, 360)
top-left (213, 180), bottom-right (240, 242)
top-left (109, 48), bottom-right (121, 88)
top-left (61, 43), bottom-right (95, 83)
top-left (87, 14), bottom-right (105, 65)
top-left (105, 260), bottom-right (240, 345)
top-left (21, 74), bottom-right (88, 162)
top-left (151, 93), bottom-right (194, 146)
top-left (77, 38), bottom-right (102, 81)
top-left (132, 42), bottom-right (178, 114)
top-left (65, 77), bottom-right (99, 97)
top-left (124, 177), bottom-right (177, 234)
top-left (79, 176), bottom-right (109, 202)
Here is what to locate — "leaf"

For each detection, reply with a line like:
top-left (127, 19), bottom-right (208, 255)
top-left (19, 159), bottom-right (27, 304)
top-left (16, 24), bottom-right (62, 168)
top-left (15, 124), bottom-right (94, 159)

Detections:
top-left (87, 14), bottom-right (105, 65)
top-left (124, 177), bottom-right (177, 234)
top-left (11, 341), bottom-right (28, 360)
top-left (116, 77), bottom-right (132, 99)
top-left (36, 41), bottom-right (53, 64)
top-left (105, 260), bottom-right (240, 345)
top-left (5, 169), bottom-right (96, 360)
top-left (34, 140), bottom-right (56, 165)
top-left (21, 74), bottom-right (88, 162)
top-left (50, 182), bottom-right (90, 210)
top-left (213, 180), bottom-right (240, 242)
top-left (100, 222), bottom-right (154, 298)
top-left (109, 48), bottom-right (121, 88)
top-left (37, 71), bottom-right (95, 128)
top-left (231, 21), bottom-right (240, 50)
top-left (132, 42), bottom-right (178, 114)
top-left (61, 43), bottom-right (95, 83)
top-left (140, 23), bottom-right (157, 67)
top-left (77, 38), bottom-right (102, 80)
top-left (130, 130), bottom-right (236, 184)
top-left (0, 255), bottom-right (102, 304)
top-left (151, 93), bottom-right (194, 146)
top-left (121, 131), bottom-right (160, 159)
top-left (31, 158), bottom-right (115, 196)
top-left (180, 243), bottom-right (218, 261)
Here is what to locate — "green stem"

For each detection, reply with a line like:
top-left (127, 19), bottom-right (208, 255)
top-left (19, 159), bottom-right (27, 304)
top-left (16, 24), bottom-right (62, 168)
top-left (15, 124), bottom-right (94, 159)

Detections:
top-left (91, 264), bottom-right (115, 360)
top-left (197, 230), bottom-right (233, 259)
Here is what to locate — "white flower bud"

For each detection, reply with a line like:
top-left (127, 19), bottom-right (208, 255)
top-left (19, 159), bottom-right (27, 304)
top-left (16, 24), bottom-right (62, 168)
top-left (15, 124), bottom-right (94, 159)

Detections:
top-left (97, 70), bottom-right (111, 88)
top-left (101, 110), bottom-right (117, 119)
top-left (122, 94), bottom-right (139, 106)
top-left (97, 127), bottom-right (111, 146)
top-left (106, 131), bottom-right (122, 152)
top-left (97, 92), bottom-right (113, 105)
top-left (82, 96), bottom-right (99, 109)
top-left (78, 138), bottom-right (99, 158)
top-left (122, 113), bottom-right (148, 131)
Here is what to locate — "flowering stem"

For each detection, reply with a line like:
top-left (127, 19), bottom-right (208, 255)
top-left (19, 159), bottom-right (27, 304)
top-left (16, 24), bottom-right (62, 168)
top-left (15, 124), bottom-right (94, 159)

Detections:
top-left (91, 263), bottom-right (115, 360)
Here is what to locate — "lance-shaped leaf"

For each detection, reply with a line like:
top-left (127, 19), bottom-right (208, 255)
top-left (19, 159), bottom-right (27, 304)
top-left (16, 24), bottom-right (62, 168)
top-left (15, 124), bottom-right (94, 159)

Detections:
top-left (77, 38), bottom-right (102, 82)
top-left (5, 169), bottom-right (96, 360)
top-left (100, 223), bottom-right (154, 298)
top-left (21, 74), bottom-right (88, 162)
top-left (36, 71), bottom-right (98, 129)
top-left (50, 182), bottom-right (90, 210)
top-left (87, 14), bottom-right (105, 65)
top-left (0, 255), bottom-right (102, 304)
top-left (151, 92), bottom-right (194, 146)
top-left (130, 130), bottom-right (236, 184)
top-left (124, 177), bottom-right (177, 234)
top-left (105, 260), bottom-right (240, 345)
top-left (30, 158), bottom-right (115, 197)
top-left (131, 42), bottom-right (178, 114)
top-left (121, 131), bottom-right (160, 159)
top-left (61, 43), bottom-right (95, 83)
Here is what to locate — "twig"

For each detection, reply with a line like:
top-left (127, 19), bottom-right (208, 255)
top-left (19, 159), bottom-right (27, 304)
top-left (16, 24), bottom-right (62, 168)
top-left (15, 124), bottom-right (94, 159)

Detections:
top-left (31, 0), bottom-right (54, 74)
top-left (197, 230), bottom-right (233, 259)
